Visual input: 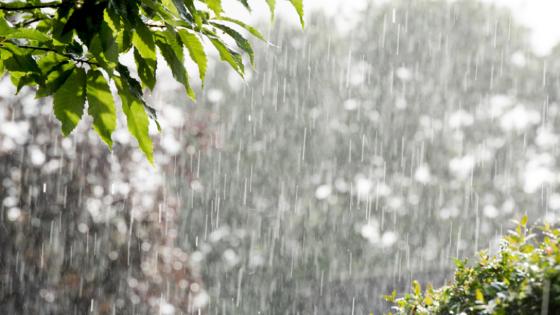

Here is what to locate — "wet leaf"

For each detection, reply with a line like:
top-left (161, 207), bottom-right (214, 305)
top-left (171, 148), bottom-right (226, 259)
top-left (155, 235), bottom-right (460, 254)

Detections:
top-left (86, 69), bottom-right (116, 148)
top-left (53, 67), bottom-right (86, 135)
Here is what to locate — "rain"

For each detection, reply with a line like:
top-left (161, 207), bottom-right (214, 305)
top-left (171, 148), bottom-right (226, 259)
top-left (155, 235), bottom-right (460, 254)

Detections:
top-left (1, 0), bottom-right (560, 314)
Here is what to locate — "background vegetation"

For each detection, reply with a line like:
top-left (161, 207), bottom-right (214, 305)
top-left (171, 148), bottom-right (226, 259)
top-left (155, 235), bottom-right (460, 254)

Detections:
top-left (386, 218), bottom-right (560, 315)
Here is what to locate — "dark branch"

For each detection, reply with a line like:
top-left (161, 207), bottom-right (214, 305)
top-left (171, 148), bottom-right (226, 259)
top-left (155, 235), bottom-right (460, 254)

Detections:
top-left (16, 17), bottom-right (49, 28)
top-left (146, 23), bottom-right (166, 29)
top-left (3, 44), bottom-right (99, 66)
top-left (0, 1), bottom-right (64, 11)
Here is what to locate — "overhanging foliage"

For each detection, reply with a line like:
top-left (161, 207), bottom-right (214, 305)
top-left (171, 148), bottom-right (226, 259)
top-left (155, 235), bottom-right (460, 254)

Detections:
top-left (0, 0), bottom-right (304, 162)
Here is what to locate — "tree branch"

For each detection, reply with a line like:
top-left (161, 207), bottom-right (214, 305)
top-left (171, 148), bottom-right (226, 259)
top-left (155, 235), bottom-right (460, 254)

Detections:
top-left (0, 1), bottom-right (64, 11)
top-left (2, 44), bottom-right (99, 66)
top-left (16, 16), bottom-right (49, 28)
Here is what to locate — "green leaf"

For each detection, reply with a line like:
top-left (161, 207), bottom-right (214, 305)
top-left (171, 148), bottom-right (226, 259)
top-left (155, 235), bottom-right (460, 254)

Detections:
top-left (1, 44), bottom-right (43, 92)
top-left (237, 0), bottom-right (251, 11)
top-left (2, 45), bottom-right (41, 73)
top-left (475, 289), bottom-right (485, 303)
top-left (130, 21), bottom-right (156, 90)
top-left (86, 70), bottom-right (116, 148)
top-left (0, 1), bottom-right (61, 11)
top-left (141, 0), bottom-right (178, 25)
top-left (0, 12), bottom-right (10, 33)
top-left (10, 72), bottom-right (39, 93)
top-left (99, 17), bottom-right (119, 65)
top-left (37, 52), bottom-right (68, 74)
top-left (134, 48), bottom-right (157, 90)
top-left (424, 295), bottom-right (433, 306)
top-left (50, 5), bottom-right (74, 44)
top-left (178, 29), bottom-right (207, 83)
top-left (266, 0), bottom-right (276, 21)
top-left (167, 0), bottom-right (189, 18)
top-left (521, 215), bottom-right (528, 227)
top-left (105, 10), bottom-right (133, 53)
top-left (107, 0), bottom-right (140, 25)
top-left (161, 0), bottom-right (180, 16)
top-left (384, 290), bottom-right (397, 302)
top-left (215, 16), bottom-right (265, 41)
top-left (114, 72), bottom-right (154, 163)
top-left (212, 22), bottom-right (255, 66)
top-left (132, 23), bottom-right (156, 66)
top-left (209, 38), bottom-right (244, 77)
top-left (412, 280), bottom-right (421, 296)
top-left (289, 0), bottom-right (305, 28)
top-left (1, 29), bottom-right (51, 42)
top-left (116, 64), bottom-right (144, 99)
top-left (156, 37), bottom-right (195, 100)
top-left (36, 53), bottom-right (74, 98)
top-left (53, 67), bottom-right (86, 136)
top-left (4, 55), bottom-right (41, 82)
top-left (205, 0), bottom-right (222, 16)
top-left (116, 63), bottom-right (162, 128)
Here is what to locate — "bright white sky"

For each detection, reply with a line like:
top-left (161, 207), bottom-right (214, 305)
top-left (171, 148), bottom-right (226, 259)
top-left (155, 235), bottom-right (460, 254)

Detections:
top-left (223, 0), bottom-right (560, 56)
top-left (483, 0), bottom-right (560, 55)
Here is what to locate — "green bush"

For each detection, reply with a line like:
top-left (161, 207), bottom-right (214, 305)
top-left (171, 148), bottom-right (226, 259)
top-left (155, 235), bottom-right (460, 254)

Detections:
top-left (385, 216), bottom-right (560, 315)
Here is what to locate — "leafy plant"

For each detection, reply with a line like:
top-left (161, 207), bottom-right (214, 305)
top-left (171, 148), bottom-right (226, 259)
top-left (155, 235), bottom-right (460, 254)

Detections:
top-left (0, 0), bottom-right (304, 162)
top-left (384, 216), bottom-right (560, 314)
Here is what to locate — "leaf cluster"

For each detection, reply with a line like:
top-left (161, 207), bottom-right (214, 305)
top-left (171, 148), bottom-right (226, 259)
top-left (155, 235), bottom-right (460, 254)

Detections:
top-left (385, 216), bottom-right (560, 315)
top-left (0, 0), bottom-right (304, 162)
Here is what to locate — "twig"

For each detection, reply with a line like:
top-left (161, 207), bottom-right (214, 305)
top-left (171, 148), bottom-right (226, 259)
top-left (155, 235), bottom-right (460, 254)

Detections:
top-left (16, 17), bottom-right (48, 28)
top-left (146, 23), bottom-right (166, 29)
top-left (2, 43), bottom-right (99, 66)
top-left (0, 1), bottom-right (64, 11)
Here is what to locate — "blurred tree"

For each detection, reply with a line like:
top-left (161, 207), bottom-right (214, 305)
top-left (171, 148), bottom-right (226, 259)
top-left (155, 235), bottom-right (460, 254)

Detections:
top-left (0, 0), bottom-right (304, 162)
